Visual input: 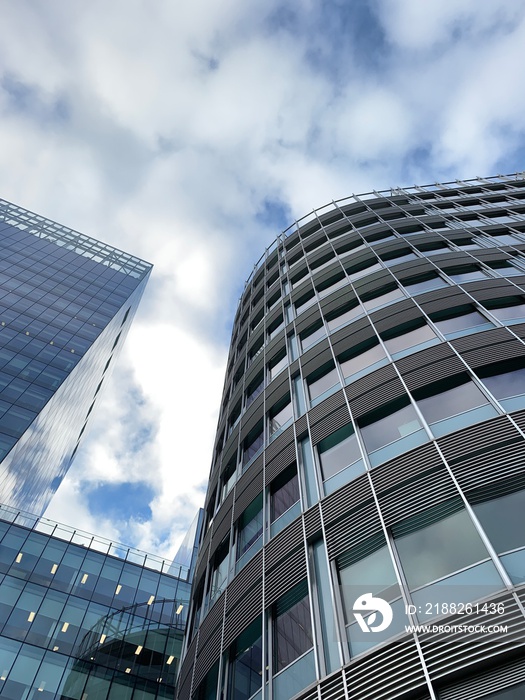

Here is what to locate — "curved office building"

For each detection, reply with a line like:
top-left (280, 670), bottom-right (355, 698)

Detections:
top-left (178, 174), bottom-right (525, 700)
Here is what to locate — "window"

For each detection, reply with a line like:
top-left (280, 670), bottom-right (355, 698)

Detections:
top-left (444, 266), bottom-right (489, 283)
top-left (317, 423), bottom-right (364, 494)
top-left (242, 422), bottom-right (264, 468)
top-left (360, 284), bottom-right (404, 311)
top-left (269, 395), bottom-right (293, 437)
top-left (477, 359), bottom-right (525, 411)
top-left (246, 372), bottom-right (264, 408)
top-left (227, 618), bottom-right (263, 700)
top-left (337, 534), bottom-right (406, 656)
top-left (392, 499), bottom-right (495, 601)
top-left (483, 296), bottom-right (525, 323)
top-left (299, 320), bottom-right (326, 351)
top-left (401, 272), bottom-right (447, 295)
top-left (228, 401), bottom-right (241, 434)
top-left (267, 290), bottom-right (281, 310)
top-left (294, 289), bottom-right (315, 312)
top-left (306, 362), bottom-right (340, 405)
top-left (268, 315), bottom-right (284, 340)
top-left (247, 336), bottom-right (263, 366)
top-left (346, 258), bottom-right (381, 281)
top-left (325, 301), bottom-right (362, 332)
top-left (209, 539), bottom-right (229, 605)
top-left (416, 241), bottom-right (450, 254)
top-left (414, 374), bottom-right (495, 437)
top-left (315, 271), bottom-right (345, 297)
top-left (337, 535), bottom-right (399, 618)
top-left (236, 494), bottom-right (263, 570)
top-left (488, 260), bottom-right (525, 276)
top-left (270, 465), bottom-right (300, 536)
top-left (358, 397), bottom-right (425, 467)
top-left (381, 320), bottom-right (437, 358)
top-left (268, 349), bottom-right (287, 380)
top-left (273, 580), bottom-right (313, 673)
top-left (339, 338), bottom-right (387, 382)
top-left (381, 249), bottom-right (418, 266)
top-left (485, 231), bottom-right (524, 246)
top-left (197, 661), bottom-right (219, 700)
top-left (221, 456), bottom-right (237, 501)
top-left (471, 486), bottom-right (525, 585)
top-left (430, 304), bottom-right (492, 337)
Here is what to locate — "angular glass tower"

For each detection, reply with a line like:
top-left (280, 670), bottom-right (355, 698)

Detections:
top-left (0, 503), bottom-right (192, 699)
top-left (0, 198), bottom-right (151, 514)
top-left (179, 174), bottom-right (525, 700)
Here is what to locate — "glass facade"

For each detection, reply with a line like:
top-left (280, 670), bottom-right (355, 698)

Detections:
top-left (181, 175), bottom-right (525, 700)
top-left (0, 199), bottom-right (151, 515)
top-left (0, 504), bottom-right (192, 700)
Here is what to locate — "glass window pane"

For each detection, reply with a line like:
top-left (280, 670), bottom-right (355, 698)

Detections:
top-left (415, 377), bottom-right (488, 424)
top-left (300, 322), bottom-right (326, 350)
top-left (271, 466), bottom-right (300, 522)
top-left (269, 399), bottom-right (293, 436)
top-left (273, 581), bottom-right (313, 673)
top-left (269, 351), bottom-right (287, 380)
top-left (383, 323), bottom-right (436, 355)
top-left (446, 268), bottom-right (489, 283)
top-left (228, 618), bottom-right (262, 700)
top-left (238, 494), bottom-right (263, 558)
top-left (393, 503), bottom-right (488, 590)
top-left (340, 340), bottom-right (386, 380)
top-left (432, 307), bottom-right (490, 335)
top-left (338, 540), bottom-right (400, 622)
top-left (318, 424), bottom-right (361, 479)
top-left (307, 364), bottom-right (339, 402)
top-left (473, 489), bottom-right (525, 554)
top-left (479, 363), bottom-right (525, 401)
top-left (402, 274), bottom-right (447, 295)
top-left (325, 302), bottom-right (362, 332)
top-left (359, 401), bottom-right (422, 454)
top-left (486, 300), bottom-right (525, 322)
top-left (361, 287), bottom-right (403, 311)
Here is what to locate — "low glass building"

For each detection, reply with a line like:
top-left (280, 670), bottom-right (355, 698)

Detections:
top-left (178, 174), bottom-right (525, 700)
top-left (0, 198), bottom-right (152, 514)
top-left (0, 503), bottom-right (192, 699)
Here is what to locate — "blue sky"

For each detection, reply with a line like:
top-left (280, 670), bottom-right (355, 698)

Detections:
top-left (0, 0), bottom-right (524, 559)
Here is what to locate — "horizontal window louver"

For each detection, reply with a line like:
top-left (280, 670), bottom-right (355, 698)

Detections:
top-left (336, 531), bottom-right (386, 570)
top-left (391, 497), bottom-right (463, 539)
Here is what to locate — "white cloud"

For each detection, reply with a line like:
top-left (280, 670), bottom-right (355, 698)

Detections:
top-left (2, 0), bottom-right (525, 560)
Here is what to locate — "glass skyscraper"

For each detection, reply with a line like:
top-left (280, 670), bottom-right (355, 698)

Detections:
top-left (179, 174), bottom-right (525, 700)
top-left (0, 503), bottom-right (192, 700)
top-left (0, 198), bottom-right (152, 514)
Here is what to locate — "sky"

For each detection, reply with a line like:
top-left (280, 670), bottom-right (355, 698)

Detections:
top-left (0, 0), bottom-right (524, 561)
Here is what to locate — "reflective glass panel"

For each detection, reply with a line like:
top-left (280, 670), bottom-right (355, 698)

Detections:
top-left (383, 322), bottom-right (436, 355)
top-left (271, 466), bottom-right (300, 522)
top-left (359, 401), bottom-right (422, 454)
top-left (339, 340), bottom-right (386, 381)
top-left (273, 581), bottom-right (313, 673)
top-left (402, 274), bottom-right (447, 295)
top-left (307, 364), bottom-right (339, 402)
top-left (432, 307), bottom-right (490, 335)
top-left (472, 489), bottom-right (525, 554)
top-left (478, 363), bottom-right (525, 401)
top-left (318, 424), bottom-right (361, 479)
top-left (415, 377), bottom-right (488, 424)
top-left (237, 494), bottom-right (263, 558)
top-left (228, 618), bottom-right (262, 700)
top-left (269, 398), bottom-right (293, 436)
top-left (393, 503), bottom-right (488, 590)
top-left (325, 302), bottom-right (362, 332)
